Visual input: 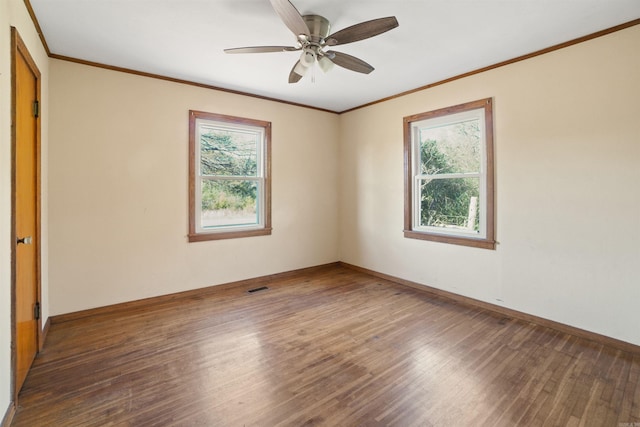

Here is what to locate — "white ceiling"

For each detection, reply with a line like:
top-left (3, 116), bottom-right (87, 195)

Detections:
top-left (30, 0), bottom-right (639, 113)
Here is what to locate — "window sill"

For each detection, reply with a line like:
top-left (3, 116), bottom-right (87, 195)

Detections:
top-left (189, 227), bottom-right (272, 242)
top-left (403, 229), bottom-right (495, 250)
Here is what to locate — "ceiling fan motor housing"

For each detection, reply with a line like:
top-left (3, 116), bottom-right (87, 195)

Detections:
top-left (302, 15), bottom-right (331, 43)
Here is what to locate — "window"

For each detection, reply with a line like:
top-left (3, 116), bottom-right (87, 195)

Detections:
top-left (404, 98), bottom-right (495, 249)
top-left (189, 111), bottom-right (271, 242)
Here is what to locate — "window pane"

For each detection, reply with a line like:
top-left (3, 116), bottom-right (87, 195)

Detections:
top-left (420, 119), bottom-right (480, 175)
top-left (419, 177), bottom-right (480, 232)
top-left (200, 127), bottom-right (258, 177)
top-left (201, 180), bottom-right (258, 228)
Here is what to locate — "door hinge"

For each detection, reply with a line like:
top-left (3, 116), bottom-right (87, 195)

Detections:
top-left (33, 100), bottom-right (39, 118)
top-left (34, 302), bottom-right (41, 320)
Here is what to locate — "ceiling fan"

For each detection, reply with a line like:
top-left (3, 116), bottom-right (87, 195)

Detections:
top-left (224, 0), bottom-right (399, 83)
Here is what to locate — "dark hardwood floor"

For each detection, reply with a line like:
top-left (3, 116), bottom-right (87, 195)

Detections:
top-left (12, 265), bottom-right (640, 426)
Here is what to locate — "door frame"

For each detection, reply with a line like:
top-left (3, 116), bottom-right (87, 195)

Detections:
top-left (10, 27), bottom-right (42, 403)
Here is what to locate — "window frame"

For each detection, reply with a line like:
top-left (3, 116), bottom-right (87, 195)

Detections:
top-left (403, 98), bottom-right (495, 249)
top-left (188, 110), bottom-right (272, 242)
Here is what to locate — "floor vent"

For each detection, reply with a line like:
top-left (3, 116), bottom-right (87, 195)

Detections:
top-left (247, 286), bottom-right (269, 294)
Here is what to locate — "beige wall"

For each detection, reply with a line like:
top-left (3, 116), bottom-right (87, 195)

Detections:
top-left (1, 0), bottom-right (50, 416)
top-left (48, 60), bottom-right (340, 315)
top-left (339, 25), bottom-right (640, 345)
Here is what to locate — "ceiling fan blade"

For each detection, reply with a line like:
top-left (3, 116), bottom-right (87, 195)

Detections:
top-left (325, 17), bottom-right (398, 46)
top-left (269, 0), bottom-right (309, 38)
top-left (288, 61), bottom-right (304, 83)
top-left (224, 46), bottom-right (300, 54)
top-left (326, 51), bottom-right (374, 74)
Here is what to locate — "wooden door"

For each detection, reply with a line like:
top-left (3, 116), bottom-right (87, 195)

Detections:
top-left (12, 28), bottom-right (41, 396)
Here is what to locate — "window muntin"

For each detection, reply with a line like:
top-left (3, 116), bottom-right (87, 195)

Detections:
top-left (404, 98), bottom-right (495, 249)
top-left (189, 111), bottom-right (271, 241)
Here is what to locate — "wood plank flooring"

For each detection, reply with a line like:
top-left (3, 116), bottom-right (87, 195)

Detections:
top-left (12, 265), bottom-right (640, 426)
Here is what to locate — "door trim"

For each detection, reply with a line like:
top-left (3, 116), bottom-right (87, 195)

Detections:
top-left (10, 27), bottom-right (42, 404)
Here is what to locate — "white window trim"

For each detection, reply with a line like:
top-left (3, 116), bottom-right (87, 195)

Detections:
top-left (410, 108), bottom-right (488, 240)
top-left (194, 119), bottom-right (266, 234)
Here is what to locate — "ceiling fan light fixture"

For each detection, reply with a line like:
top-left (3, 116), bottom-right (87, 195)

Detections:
top-left (300, 49), bottom-right (316, 67)
top-left (293, 60), bottom-right (309, 77)
top-left (318, 55), bottom-right (334, 73)
top-left (293, 49), bottom-right (316, 76)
